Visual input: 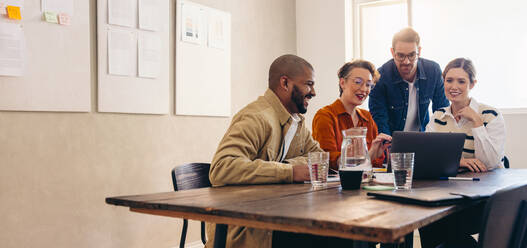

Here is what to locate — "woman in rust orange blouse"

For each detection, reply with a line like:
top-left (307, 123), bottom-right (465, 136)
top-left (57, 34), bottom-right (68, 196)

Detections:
top-left (312, 60), bottom-right (391, 170)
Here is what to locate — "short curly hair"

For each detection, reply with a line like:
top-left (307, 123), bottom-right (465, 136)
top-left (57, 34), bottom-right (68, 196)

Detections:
top-left (337, 60), bottom-right (380, 96)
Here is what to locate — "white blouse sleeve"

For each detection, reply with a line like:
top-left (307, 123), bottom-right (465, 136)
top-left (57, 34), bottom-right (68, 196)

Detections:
top-left (472, 113), bottom-right (506, 170)
top-left (425, 112), bottom-right (439, 132)
top-left (425, 120), bottom-right (435, 132)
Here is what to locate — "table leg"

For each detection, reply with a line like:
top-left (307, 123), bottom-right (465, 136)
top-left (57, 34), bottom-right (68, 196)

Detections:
top-left (380, 231), bottom-right (414, 248)
top-left (213, 224), bottom-right (228, 248)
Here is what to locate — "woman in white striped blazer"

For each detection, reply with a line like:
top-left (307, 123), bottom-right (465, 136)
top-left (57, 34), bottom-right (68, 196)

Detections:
top-left (420, 58), bottom-right (507, 248)
top-left (426, 58), bottom-right (506, 172)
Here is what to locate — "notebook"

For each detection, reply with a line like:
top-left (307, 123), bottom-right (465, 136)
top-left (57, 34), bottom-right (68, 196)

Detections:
top-left (391, 131), bottom-right (466, 179)
top-left (367, 187), bottom-right (486, 206)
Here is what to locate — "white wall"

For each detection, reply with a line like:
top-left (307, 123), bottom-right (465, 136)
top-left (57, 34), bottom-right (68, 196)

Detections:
top-left (503, 114), bottom-right (527, 168)
top-left (296, 0), bottom-right (351, 130)
top-left (296, 0), bottom-right (527, 169)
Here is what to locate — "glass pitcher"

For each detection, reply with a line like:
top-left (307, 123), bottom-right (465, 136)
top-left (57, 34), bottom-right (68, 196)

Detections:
top-left (340, 127), bottom-right (372, 183)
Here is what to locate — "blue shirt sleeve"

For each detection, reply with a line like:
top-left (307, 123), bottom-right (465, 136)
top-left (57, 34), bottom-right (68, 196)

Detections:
top-left (369, 76), bottom-right (391, 135)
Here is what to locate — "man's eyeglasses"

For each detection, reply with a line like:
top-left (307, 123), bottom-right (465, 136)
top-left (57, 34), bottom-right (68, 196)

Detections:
top-left (394, 52), bottom-right (418, 62)
top-left (346, 77), bottom-right (374, 90)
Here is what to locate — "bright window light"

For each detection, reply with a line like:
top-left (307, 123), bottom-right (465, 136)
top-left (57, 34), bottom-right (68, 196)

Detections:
top-left (413, 0), bottom-right (527, 111)
top-left (360, 1), bottom-right (408, 67)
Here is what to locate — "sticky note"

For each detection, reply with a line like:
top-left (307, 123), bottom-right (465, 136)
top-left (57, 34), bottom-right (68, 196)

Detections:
top-left (43, 11), bottom-right (58, 23)
top-left (58, 13), bottom-right (71, 25)
top-left (6, 5), bottom-right (21, 20)
top-left (0, 3), bottom-right (7, 15)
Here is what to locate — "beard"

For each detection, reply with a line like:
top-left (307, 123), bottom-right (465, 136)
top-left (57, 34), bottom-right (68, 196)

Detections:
top-left (291, 85), bottom-right (309, 114)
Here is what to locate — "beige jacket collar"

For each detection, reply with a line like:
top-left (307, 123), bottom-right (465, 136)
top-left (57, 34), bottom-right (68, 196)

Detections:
top-left (263, 89), bottom-right (305, 126)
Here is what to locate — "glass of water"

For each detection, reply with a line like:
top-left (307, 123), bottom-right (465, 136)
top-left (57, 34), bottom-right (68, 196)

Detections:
top-left (308, 152), bottom-right (330, 188)
top-left (390, 153), bottom-right (415, 190)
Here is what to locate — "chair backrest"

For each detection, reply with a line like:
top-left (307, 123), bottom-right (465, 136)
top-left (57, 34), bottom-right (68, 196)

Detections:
top-left (503, 156), bottom-right (510, 169)
top-left (171, 163), bottom-right (211, 191)
top-left (478, 183), bottom-right (527, 248)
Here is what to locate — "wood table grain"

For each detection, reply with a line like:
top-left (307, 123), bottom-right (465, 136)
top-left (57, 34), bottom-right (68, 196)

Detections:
top-left (106, 169), bottom-right (527, 244)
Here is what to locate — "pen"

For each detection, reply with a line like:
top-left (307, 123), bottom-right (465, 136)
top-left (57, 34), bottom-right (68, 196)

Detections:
top-left (439, 177), bottom-right (480, 181)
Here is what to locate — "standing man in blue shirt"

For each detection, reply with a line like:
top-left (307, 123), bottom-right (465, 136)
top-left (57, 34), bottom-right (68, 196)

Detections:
top-left (369, 27), bottom-right (449, 135)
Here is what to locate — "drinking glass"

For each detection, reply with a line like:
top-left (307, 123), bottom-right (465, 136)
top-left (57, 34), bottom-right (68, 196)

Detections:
top-left (308, 152), bottom-right (330, 188)
top-left (391, 153), bottom-right (415, 190)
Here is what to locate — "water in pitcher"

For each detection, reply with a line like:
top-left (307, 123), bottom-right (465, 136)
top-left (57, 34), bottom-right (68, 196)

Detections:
top-left (340, 128), bottom-right (372, 183)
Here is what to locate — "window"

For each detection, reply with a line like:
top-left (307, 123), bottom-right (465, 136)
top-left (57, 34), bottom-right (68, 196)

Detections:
top-left (413, 0), bottom-right (527, 111)
top-left (356, 0), bottom-right (409, 67)
top-left (353, 0), bottom-right (527, 112)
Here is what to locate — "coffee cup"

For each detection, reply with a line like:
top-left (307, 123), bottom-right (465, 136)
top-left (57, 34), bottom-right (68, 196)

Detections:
top-left (339, 169), bottom-right (363, 190)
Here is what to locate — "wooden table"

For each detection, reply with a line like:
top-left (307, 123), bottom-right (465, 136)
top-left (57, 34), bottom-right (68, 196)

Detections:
top-left (106, 169), bottom-right (527, 247)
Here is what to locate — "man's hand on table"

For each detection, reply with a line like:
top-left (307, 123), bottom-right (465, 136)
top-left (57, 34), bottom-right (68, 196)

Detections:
top-left (292, 164), bottom-right (310, 182)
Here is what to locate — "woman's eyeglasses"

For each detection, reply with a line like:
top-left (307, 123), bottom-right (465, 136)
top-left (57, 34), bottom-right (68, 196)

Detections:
top-left (346, 77), bottom-right (374, 90)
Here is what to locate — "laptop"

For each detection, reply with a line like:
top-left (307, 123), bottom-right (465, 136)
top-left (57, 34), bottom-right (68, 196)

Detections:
top-left (390, 131), bottom-right (466, 179)
top-left (366, 187), bottom-right (484, 206)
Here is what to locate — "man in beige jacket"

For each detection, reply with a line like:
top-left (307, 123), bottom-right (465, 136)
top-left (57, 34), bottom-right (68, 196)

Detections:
top-left (206, 55), bottom-right (355, 248)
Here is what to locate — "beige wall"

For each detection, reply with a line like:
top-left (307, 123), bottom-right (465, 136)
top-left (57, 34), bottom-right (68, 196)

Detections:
top-left (0, 0), bottom-right (296, 247)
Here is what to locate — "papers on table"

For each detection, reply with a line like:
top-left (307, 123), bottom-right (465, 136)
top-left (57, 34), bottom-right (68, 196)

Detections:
top-left (304, 176), bottom-right (340, 184)
top-left (328, 176), bottom-right (340, 183)
top-left (0, 22), bottom-right (25, 76)
top-left (373, 173), bottom-right (394, 185)
top-left (303, 174), bottom-right (393, 185)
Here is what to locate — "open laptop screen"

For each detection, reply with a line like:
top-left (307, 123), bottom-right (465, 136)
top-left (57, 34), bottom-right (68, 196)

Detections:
top-left (391, 131), bottom-right (466, 179)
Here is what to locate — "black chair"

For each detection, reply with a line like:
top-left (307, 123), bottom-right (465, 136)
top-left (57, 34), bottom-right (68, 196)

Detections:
top-left (171, 163), bottom-right (212, 248)
top-left (437, 184), bottom-right (527, 248)
top-left (503, 156), bottom-right (510, 169)
top-left (477, 183), bottom-right (527, 248)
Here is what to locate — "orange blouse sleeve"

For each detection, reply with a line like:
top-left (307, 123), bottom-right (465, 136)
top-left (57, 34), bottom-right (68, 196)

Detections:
top-left (312, 109), bottom-right (341, 170)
